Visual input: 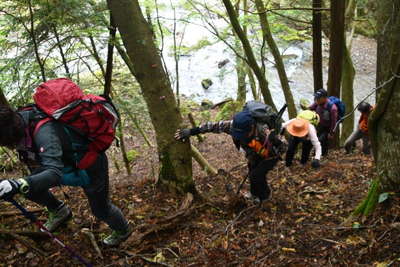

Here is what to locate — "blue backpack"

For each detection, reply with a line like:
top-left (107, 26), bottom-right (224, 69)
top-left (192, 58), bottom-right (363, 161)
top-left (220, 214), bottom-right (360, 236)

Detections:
top-left (327, 96), bottom-right (345, 121)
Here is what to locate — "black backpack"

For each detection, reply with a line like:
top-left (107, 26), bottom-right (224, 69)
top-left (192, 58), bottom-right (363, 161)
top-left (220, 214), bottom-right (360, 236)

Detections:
top-left (242, 101), bottom-right (278, 129)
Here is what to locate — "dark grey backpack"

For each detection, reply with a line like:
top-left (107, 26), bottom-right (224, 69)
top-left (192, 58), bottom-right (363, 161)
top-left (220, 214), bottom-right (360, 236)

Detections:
top-left (242, 101), bottom-right (277, 129)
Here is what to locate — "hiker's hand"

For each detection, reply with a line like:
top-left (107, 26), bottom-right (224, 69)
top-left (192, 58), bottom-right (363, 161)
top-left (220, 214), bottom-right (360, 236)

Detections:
top-left (311, 159), bottom-right (320, 169)
top-left (0, 179), bottom-right (20, 200)
top-left (175, 129), bottom-right (191, 141)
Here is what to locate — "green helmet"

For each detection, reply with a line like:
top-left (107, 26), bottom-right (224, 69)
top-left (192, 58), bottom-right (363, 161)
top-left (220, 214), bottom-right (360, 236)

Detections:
top-left (297, 110), bottom-right (320, 126)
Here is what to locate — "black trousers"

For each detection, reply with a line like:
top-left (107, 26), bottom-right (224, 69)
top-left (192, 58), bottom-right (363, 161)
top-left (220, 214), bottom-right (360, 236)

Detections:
top-left (317, 125), bottom-right (330, 156)
top-left (247, 156), bottom-right (279, 201)
top-left (285, 136), bottom-right (313, 166)
top-left (25, 153), bottom-right (129, 232)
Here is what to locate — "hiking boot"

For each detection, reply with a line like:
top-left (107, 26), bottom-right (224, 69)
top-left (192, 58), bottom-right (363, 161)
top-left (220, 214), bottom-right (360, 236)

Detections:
top-left (103, 225), bottom-right (133, 246)
top-left (43, 203), bottom-right (72, 232)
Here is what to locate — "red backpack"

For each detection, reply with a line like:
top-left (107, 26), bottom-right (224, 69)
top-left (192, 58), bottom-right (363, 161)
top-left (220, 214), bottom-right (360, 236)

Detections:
top-left (31, 78), bottom-right (119, 169)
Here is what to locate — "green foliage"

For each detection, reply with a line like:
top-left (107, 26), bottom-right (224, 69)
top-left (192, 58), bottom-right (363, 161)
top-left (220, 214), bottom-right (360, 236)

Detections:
top-left (126, 149), bottom-right (139, 163)
top-left (180, 38), bottom-right (213, 54)
top-left (215, 101), bottom-right (242, 121)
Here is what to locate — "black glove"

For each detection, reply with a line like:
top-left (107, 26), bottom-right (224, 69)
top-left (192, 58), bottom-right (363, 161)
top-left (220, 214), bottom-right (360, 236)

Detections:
top-left (174, 128), bottom-right (192, 141)
top-left (311, 159), bottom-right (320, 169)
top-left (0, 179), bottom-right (28, 200)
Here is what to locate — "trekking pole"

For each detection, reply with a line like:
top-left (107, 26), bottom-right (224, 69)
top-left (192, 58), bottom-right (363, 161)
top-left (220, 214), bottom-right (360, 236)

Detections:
top-left (7, 198), bottom-right (93, 267)
top-left (332, 74), bottom-right (399, 133)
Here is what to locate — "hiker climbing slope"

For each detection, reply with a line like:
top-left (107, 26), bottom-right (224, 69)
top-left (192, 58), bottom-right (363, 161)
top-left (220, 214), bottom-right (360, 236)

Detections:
top-left (344, 101), bottom-right (373, 155)
top-left (0, 78), bottom-right (132, 246)
top-left (309, 89), bottom-right (342, 156)
top-left (283, 110), bottom-right (322, 169)
top-left (175, 101), bottom-right (285, 204)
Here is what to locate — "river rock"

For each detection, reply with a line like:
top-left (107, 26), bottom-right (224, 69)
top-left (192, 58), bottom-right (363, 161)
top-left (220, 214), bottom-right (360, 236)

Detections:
top-left (201, 99), bottom-right (213, 109)
top-left (217, 59), bottom-right (230, 68)
top-left (201, 79), bottom-right (213, 90)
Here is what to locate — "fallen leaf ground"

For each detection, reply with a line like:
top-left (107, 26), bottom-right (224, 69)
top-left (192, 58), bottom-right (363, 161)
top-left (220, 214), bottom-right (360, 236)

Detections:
top-left (1, 123), bottom-right (400, 266)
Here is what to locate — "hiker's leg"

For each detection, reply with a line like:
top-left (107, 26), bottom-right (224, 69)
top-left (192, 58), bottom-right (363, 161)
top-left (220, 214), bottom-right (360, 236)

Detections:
top-left (83, 153), bottom-right (128, 232)
top-left (300, 140), bottom-right (313, 164)
top-left (344, 129), bottom-right (363, 153)
top-left (285, 137), bottom-right (300, 167)
top-left (249, 158), bottom-right (278, 201)
top-left (317, 126), bottom-right (329, 156)
top-left (362, 133), bottom-right (371, 155)
top-left (25, 190), bottom-right (63, 211)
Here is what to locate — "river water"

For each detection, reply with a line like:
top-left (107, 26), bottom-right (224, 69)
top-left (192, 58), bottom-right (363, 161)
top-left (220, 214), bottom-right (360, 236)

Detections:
top-left (160, 5), bottom-right (376, 120)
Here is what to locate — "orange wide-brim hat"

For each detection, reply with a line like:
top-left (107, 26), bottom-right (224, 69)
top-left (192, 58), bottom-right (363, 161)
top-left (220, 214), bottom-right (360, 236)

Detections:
top-left (287, 118), bottom-right (309, 137)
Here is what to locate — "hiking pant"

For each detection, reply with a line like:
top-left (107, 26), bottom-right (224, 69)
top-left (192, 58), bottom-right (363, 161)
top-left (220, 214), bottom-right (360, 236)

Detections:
top-left (344, 129), bottom-right (370, 155)
top-left (317, 125), bottom-right (330, 156)
top-left (285, 136), bottom-right (313, 166)
top-left (25, 153), bottom-right (129, 232)
top-left (247, 157), bottom-right (279, 201)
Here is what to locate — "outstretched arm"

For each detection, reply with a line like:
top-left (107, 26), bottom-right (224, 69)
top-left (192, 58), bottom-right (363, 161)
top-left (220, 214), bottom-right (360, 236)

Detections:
top-left (175, 120), bottom-right (232, 141)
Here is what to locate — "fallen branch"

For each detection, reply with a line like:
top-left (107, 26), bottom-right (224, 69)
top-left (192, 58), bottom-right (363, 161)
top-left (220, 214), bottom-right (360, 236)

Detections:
top-left (8, 233), bottom-right (47, 257)
top-left (191, 145), bottom-right (218, 176)
top-left (82, 228), bottom-right (103, 259)
top-left (0, 208), bottom-right (44, 217)
top-left (225, 204), bottom-right (257, 234)
top-left (0, 229), bottom-right (49, 239)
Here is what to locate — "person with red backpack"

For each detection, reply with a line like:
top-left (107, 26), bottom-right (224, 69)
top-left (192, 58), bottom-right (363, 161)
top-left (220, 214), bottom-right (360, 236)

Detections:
top-left (0, 79), bottom-right (132, 246)
top-left (309, 89), bottom-right (339, 156)
top-left (344, 102), bottom-right (373, 155)
top-left (175, 101), bottom-right (286, 204)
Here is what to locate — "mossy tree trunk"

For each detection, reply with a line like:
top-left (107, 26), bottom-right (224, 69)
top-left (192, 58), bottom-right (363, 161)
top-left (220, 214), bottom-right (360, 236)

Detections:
top-left (221, 0), bottom-right (277, 111)
top-left (312, 0), bottom-right (323, 92)
top-left (234, 0), bottom-right (246, 105)
top-left (107, 0), bottom-right (195, 194)
top-left (340, 0), bottom-right (356, 144)
top-left (327, 0), bottom-right (345, 147)
top-left (254, 0), bottom-right (296, 119)
top-left (340, 43), bottom-right (355, 144)
top-left (354, 0), bottom-right (400, 217)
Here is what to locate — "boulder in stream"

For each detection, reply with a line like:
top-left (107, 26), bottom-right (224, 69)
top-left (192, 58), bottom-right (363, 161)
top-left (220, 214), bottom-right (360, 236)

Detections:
top-left (201, 79), bottom-right (213, 90)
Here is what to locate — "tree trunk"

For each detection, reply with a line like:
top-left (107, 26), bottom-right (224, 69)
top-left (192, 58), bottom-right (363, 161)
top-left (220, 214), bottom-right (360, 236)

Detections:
top-left (117, 121), bottom-right (132, 176)
top-left (27, 0), bottom-right (46, 82)
top-left (327, 0), bottom-right (345, 147)
top-left (53, 25), bottom-right (71, 78)
top-left (221, 0), bottom-right (277, 111)
top-left (235, 0), bottom-right (246, 105)
top-left (104, 13), bottom-right (116, 98)
top-left (0, 88), bottom-right (9, 107)
top-left (107, 0), bottom-right (195, 194)
top-left (254, 0), bottom-right (296, 118)
top-left (353, 0), bottom-right (400, 217)
top-left (327, 0), bottom-right (345, 97)
top-left (312, 0), bottom-right (323, 92)
top-left (370, 1), bottom-right (400, 190)
top-left (340, 43), bottom-right (355, 144)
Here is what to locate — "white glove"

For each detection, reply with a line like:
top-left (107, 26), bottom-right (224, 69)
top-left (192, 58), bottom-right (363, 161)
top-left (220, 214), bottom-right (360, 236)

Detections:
top-left (0, 179), bottom-right (23, 199)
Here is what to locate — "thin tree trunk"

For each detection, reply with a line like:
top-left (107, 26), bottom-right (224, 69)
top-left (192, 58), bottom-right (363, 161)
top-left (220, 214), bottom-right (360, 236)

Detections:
top-left (327, 0), bottom-right (345, 97)
top-left (88, 34), bottom-right (106, 77)
top-left (312, 0), bottom-right (323, 92)
top-left (117, 122), bottom-right (132, 176)
top-left (340, 43), bottom-right (355, 144)
top-left (254, 0), bottom-right (296, 118)
top-left (27, 0), bottom-right (46, 82)
top-left (221, 0), bottom-right (277, 111)
top-left (108, 0), bottom-right (195, 194)
top-left (340, 0), bottom-right (356, 144)
top-left (104, 13), bottom-right (116, 97)
top-left (191, 145), bottom-right (217, 176)
top-left (188, 113), bottom-right (204, 143)
top-left (53, 25), bottom-right (71, 78)
top-left (235, 0), bottom-right (247, 105)
top-left (327, 0), bottom-right (345, 147)
top-left (0, 88), bottom-right (9, 106)
top-left (247, 67), bottom-right (258, 100)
